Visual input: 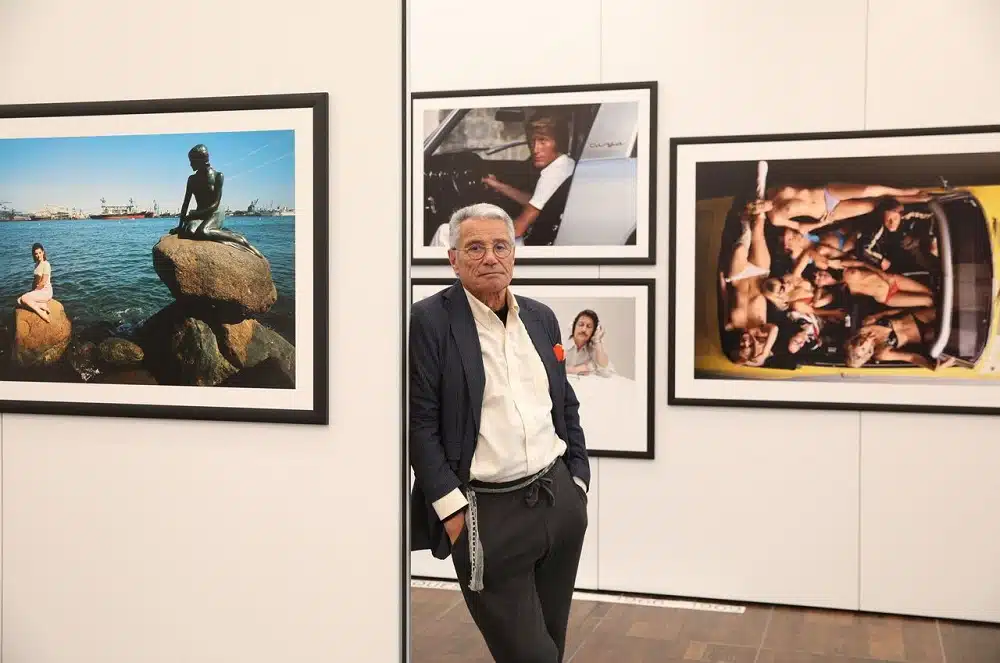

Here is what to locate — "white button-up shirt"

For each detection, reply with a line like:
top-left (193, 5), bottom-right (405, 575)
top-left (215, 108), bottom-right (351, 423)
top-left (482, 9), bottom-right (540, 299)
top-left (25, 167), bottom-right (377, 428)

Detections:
top-left (431, 287), bottom-right (583, 520)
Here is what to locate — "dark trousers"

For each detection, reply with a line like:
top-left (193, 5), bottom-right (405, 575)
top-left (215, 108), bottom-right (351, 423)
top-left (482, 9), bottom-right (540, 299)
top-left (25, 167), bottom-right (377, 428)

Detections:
top-left (451, 460), bottom-right (589, 663)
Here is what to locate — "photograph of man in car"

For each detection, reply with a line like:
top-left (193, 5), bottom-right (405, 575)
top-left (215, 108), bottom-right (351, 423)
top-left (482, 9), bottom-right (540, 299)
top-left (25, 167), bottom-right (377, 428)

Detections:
top-left (419, 98), bottom-right (643, 251)
top-left (481, 111), bottom-right (576, 244)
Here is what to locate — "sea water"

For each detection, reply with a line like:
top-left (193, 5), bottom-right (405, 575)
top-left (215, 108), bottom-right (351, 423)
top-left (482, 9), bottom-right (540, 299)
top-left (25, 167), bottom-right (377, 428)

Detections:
top-left (0, 215), bottom-right (296, 349)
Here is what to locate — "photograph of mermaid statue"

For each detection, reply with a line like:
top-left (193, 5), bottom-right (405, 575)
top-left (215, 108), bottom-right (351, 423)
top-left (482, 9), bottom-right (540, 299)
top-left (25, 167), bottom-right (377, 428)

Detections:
top-left (0, 130), bottom-right (297, 390)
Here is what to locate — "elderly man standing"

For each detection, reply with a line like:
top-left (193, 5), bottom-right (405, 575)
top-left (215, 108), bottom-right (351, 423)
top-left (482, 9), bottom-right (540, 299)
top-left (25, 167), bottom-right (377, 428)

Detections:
top-left (408, 202), bottom-right (591, 663)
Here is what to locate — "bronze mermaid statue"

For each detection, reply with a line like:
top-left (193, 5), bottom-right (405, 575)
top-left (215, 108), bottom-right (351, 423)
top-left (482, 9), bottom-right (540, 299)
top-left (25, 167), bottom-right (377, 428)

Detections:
top-left (169, 144), bottom-right (265, 259)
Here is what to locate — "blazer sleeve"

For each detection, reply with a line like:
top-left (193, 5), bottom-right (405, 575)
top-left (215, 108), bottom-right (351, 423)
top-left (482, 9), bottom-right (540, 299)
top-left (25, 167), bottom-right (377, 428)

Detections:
top-left (408, 304), bottom-right (464, 508)
top-left (545, 307), bottom-right (591, 488)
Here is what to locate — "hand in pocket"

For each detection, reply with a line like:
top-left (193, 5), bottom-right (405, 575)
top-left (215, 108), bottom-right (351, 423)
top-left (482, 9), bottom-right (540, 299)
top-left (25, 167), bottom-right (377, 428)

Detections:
top-left (445, 510), bottom-right (467, 545)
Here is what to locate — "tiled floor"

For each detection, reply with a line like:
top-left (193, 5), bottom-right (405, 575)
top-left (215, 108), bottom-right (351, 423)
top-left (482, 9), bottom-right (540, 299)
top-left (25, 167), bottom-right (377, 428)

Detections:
top-left (411, 583), bottom-right (1000, 662)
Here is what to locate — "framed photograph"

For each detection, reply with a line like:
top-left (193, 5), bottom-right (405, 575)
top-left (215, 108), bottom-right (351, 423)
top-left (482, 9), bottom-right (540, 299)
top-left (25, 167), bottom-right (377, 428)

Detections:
top-left (410, 277), bottom-right (654, 458)
top-left (409, 82), bottom-right (657, 265)
top-left (669, 124), bottom-right (1000, 415)
top-left (0, 92), bottom-right (329, 424)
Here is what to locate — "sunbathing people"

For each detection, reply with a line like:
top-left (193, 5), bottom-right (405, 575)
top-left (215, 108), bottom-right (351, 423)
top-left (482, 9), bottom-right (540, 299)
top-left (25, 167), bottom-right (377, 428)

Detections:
top-left (746, 183), bottom-right (930, 233)
top-left (812, 259), bottom-right (934, 308)
top-left (719, 176), bottom-right (965, 374)
top-left (782, 226), bottom-right (855, 278)
top-left (720, 207), bottom-right (772, 332)
top-left (732, 322), bottom-right (780, 367)
top-left (783, 225), bottom-right (857, 262)
top-left (760, 272), bottom-right (847, 321)
top-left (843, 307), bottom-right (955, 371)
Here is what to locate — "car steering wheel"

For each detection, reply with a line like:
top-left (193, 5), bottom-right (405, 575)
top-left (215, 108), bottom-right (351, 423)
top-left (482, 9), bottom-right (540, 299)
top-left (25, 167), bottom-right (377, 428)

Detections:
top-left (423, 152), bottom-right (490, 236)
top-left (443, 152), bottom-right (487, 200)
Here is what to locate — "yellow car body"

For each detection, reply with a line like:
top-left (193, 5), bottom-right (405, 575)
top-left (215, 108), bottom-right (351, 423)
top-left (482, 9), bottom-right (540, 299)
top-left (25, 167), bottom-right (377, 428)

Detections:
top-left (693, 185), bottom-right (1000, 381)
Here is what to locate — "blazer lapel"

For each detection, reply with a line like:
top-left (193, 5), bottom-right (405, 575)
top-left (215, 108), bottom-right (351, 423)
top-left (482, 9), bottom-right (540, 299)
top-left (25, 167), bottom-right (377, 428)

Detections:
top-left (445, 283), bottom-right (486, 432)
top-left (518, 300), bottom-right (560, 398)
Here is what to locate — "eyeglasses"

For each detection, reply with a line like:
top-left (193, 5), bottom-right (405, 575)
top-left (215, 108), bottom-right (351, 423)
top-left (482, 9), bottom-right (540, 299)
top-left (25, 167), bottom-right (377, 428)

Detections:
top-left (456, 240), bottom-right (512, 260)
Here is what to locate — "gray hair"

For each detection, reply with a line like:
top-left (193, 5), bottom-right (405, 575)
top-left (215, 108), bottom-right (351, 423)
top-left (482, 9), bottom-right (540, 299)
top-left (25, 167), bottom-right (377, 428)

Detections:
top-left (447, 203), bottom-right (515, 249)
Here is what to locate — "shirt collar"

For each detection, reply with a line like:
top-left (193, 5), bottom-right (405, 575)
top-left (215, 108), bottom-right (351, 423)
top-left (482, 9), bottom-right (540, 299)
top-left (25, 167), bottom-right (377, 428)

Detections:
top-left (463, 286), bottom-right (518, 328)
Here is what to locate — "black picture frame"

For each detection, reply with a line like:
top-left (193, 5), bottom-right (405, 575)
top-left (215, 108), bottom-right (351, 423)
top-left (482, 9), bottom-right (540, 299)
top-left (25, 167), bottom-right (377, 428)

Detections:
top-left (407, 81), bottom-right (658, 266)
top-left (0, 92), bottom-right (329, 425)
top-left (668, 123), bottom-right (1000, 416)
top-left (409, 277), bottom-right (656, 459)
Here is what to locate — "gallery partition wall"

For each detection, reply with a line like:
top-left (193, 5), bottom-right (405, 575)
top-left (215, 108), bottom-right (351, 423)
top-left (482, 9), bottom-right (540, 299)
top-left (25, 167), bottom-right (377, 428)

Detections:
top-left (402, 80), bottom-right (661, 596)
top-left (403, 0), bottom-right (1000, 628)
top-left (0, 0), bottom-right (403, 662)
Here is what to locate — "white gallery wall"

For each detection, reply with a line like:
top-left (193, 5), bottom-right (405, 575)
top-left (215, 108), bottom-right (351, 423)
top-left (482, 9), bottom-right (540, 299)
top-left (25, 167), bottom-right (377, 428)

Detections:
top-left (0, 1), bottom-right (402, 662)
top-left (407, 0), bottom-right (1000, 624)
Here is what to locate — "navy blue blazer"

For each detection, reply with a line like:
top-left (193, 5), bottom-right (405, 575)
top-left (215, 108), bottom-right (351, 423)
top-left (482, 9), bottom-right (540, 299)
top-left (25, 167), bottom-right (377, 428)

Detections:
top-left (408, 279), bottom-right (591, 559)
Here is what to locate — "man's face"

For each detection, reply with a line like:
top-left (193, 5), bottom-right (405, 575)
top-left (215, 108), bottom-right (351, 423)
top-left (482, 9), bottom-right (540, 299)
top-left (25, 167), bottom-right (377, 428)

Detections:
top-left (788, 330), bottom-right (808, 354)
top-left (572, 315), bottom-right (595, 346)
top-left (737, 325), bottom-right (771, 364)
top-left (448, 217), bottom-right (515, 297)
top-left (883, 206), bottom-right (903, 232)
top-left (530, 130), bottom-right (559, 169)
top-left (737, 330), bottom-right (759, 363)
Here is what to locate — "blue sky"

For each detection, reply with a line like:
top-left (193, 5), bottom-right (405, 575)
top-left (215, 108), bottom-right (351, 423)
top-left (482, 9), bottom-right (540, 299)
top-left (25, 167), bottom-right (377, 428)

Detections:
top-left (0, 129), bottom-right (295, 214)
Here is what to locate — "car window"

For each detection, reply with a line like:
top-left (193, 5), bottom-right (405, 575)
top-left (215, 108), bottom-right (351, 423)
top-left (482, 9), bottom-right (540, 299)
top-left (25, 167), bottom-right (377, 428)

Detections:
top-left (432, 108), bottom-right (531, 161)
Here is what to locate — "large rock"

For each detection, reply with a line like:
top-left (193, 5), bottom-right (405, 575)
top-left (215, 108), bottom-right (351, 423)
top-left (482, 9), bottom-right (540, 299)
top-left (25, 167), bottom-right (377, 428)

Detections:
top-left (221, 355), bottom-right (295, 389)
top-left (98, 338), bottom-right (144, 367)
top-left (12, 300), bottom-right (72, 367)
top-left (152, 234), bottom-right (277, 319)
top-left (217, 319), bottom-right (293, 367)
top-left (66, 340), bottom-right (98, 380)
top-left (216, 319), bottom-right (296, 388)
top-left (133, 303), bottom-right (296, 388)
top-left (169, 317), bottom-right (238, 386)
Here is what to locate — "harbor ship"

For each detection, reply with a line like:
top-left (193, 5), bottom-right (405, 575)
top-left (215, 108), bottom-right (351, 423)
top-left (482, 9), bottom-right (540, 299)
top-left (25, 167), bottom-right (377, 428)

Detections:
top-left (1, 196), bottom-right (288, 222)
top-left (0, 201), bottom-right (31, 221)
top-left (89, 197), bottom-right (154, 220)
top-left (229, 198), bottom-right (295, 217)
top-left (1, 200), bottom-right (88, 221)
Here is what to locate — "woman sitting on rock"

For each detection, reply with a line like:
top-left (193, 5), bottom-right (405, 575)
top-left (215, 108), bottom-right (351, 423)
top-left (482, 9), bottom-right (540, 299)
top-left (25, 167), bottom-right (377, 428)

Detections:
top-left (16, 242), bottom-right (53, 323)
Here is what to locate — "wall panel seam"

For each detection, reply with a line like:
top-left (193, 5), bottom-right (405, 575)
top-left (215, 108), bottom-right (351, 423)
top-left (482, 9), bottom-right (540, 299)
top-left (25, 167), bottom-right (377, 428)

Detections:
top-left (863, 0), bottom-right (870, 129)
top-left (857, 412), bottom-right (863, 612)
top-left (858, 0), bottom-right (871, 614)
top-left (599, 0), bottom-right (604, 83)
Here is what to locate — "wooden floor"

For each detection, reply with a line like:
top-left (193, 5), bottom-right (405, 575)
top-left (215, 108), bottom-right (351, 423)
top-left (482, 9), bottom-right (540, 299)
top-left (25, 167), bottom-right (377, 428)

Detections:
top-left (411, 584), bottom-right (1000, 662)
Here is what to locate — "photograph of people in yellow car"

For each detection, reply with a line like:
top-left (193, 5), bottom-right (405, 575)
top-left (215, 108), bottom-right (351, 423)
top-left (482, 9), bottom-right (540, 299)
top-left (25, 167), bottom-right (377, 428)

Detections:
top-left (670, 127), bottom-right (1000, 415)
